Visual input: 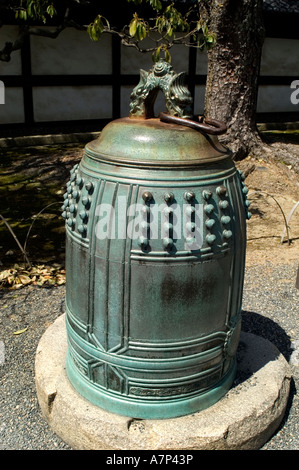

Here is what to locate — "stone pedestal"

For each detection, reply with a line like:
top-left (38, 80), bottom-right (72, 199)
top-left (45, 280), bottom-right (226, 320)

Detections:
top-left (35, 314), bottom-right (291, 450)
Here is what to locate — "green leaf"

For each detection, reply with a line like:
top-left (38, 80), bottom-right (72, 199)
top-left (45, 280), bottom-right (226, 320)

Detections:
top-left (156, 16), bottom-right (165, 34)
top-left (46, 5), bottom-right (56, 18)
top-left (136, 23), bottom-right (147, 41)
top-left (27, 1), bottom-right (33, 16)
top-left (152, 46), bottom-right (161, 62)
top-left (87, 14), bottom-right (110, 42)
top-left (149, 0), bottom-right (162, 11)
top-left (164, 48), bottom-right (171, 63)
top-left (88, 24), bottom-right (99, 41)
top-left (129, 14), bottom-right (148, 41)
top-left (166, 24), bottom-right (173, 38)
top-left (18, 9), bottom-right (27, 20)
top-left (129, 17), bottom-right (138, 37)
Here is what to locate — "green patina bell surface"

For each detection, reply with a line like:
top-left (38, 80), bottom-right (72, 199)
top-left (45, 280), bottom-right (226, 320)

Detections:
top-left (62, 60), bottom-right (250, 419)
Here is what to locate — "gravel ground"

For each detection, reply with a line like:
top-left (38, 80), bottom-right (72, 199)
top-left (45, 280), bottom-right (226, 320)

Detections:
top-left (0, 261), bottom-right (298, 451)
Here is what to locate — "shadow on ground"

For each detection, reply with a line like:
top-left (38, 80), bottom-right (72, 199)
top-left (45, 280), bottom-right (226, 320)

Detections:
top-left (240, 310), bottom-right (296, 437)
top-left (0, 144), bottom-right (83, 267)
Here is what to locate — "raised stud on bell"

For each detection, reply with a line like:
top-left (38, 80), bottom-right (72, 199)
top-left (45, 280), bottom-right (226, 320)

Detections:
top-left (78, 224), bottom-right (87, 235)
top-left (142, 191), bottom-right (153, 203)
top-left (69, 204), bottom-right (77, 214)
top-left (164, 192), bottom-right (174, 204)
top-left (206, 234), bottom-right (216, 245)
top-left (186, 222), bottom-right (196, 232)
top-left (219, 200), bottom-right (229, 210)
top-left (185, 237), bottom-right (194, 246)
top-left (184, 191), bottom-right (195, 202)
top-left (85, 181), bottom-right (94, 194)
top-left (185, 205), bottom-right (195, 216)
top-left (76, 176), bottom-right (84, 188)
top-left (221, 216), bottom-right (231, 225)
top-left (164, 206), bottom-right (173, 216)
top-left (141, 221), bottom-right (149, 234)
top-left (164, 222), bottom-right (173, 233)
top-left (223, 229), bottom-right (233, 240)
top-left (67, 218), bottom-right (75, 228)
top-left (163, 237), bottom-right (174, 250)
top-left (202, 189), bottom-right (212, 201)
top-left (79, 210), bottom-right (88, 222)
top-left (72, 190), bottom-right (80, 201)
top-left (82, 196), bottom-right (91, 209)
top-left (216, 186), bottom-right (227, 197)
top-left (205, 219), bottom-right (215, 229)
top-left (204, 204), bottom-right (214, 215)
top-left (138, 236), bottom-right (149, 250)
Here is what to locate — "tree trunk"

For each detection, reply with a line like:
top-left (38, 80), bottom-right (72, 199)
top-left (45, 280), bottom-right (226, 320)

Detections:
top-left (199, 0), bottom-right (265, 160)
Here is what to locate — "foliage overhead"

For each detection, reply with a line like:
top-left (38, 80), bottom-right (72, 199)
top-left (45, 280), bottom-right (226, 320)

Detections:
top-left (1, 0), bottom-right (216, 62)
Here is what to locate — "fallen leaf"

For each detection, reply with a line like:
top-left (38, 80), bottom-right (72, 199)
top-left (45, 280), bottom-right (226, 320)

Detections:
top-left (18, 274), bottom-right (31, 285)
top-left (0, 270), bottom-right (13, 281)
top-left (13, 327), bottom-right (28, 335)
top-left (12, 284), bottom-right (25, 290)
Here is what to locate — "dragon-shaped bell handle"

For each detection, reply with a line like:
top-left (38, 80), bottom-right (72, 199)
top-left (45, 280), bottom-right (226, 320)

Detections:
top-left (129, 59), bottom-right (227, 136)
top-left (129, 59), bottom-right (193, 119)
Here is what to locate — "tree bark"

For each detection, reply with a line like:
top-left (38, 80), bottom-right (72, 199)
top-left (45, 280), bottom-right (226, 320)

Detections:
top-left (199, 0), bottom-right (265, 160)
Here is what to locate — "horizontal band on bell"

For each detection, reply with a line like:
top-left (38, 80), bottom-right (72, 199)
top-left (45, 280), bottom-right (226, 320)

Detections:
top-left (84, 146), bottom-right (231, 168)
top-left (81, 157), bottom-right (237, 185)
top-left (65, 313), bottom-right (225, 372)
top-left (65, 349), bottom-right (236, 418)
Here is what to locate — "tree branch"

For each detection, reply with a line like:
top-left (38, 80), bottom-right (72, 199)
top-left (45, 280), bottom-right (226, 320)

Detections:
top-left (0, 4), bottom-right (80, 61)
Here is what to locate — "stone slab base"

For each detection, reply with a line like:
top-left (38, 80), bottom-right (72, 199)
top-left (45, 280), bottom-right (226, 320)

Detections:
top-left (35, 314), bottom-right (291, 450)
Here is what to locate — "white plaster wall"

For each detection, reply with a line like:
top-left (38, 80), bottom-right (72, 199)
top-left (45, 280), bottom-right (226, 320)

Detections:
top-left (121, 37), bottom-right (189, 75)
top-left (0, 87), bottom-right (24, 124)
top-left (196, 50), bottom-right (208, 75)
top-left (257, 84), bottom-right (298, 113)
top-left (120, 36), bottom-right (156, 75)
top-left (30, 28), bottom-right (112, 75)
top-left (1, 29), bottom-right (299, 126)
top-left (121, 86), bottom-right (134, 117)
top-left (260, 38), bottom-right (299, 76)
top-left (193, 38), bottom-right (299, 78)
top-left (33, 85), bottom-right (112, 121)
top-left (0, 26), bottom-right (22, 75)
top-left (0, 26), bottom-right (24, 124)
top-left (194, 85), bottom-right (206, 115)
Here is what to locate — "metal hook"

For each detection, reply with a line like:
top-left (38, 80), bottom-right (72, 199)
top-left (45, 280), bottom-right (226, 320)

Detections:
top-left (159, 112), bottom-right (227, 136)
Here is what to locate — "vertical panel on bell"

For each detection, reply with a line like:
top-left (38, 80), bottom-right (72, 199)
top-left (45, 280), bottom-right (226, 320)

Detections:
top-left (129, 256), bottom-right (231, 346)
top-left (91, 180), bottom-right (136, 353)
top-left (225, 171), bottom-right (247, 326)
top-left (65, 236), bottom-right (90, 335)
